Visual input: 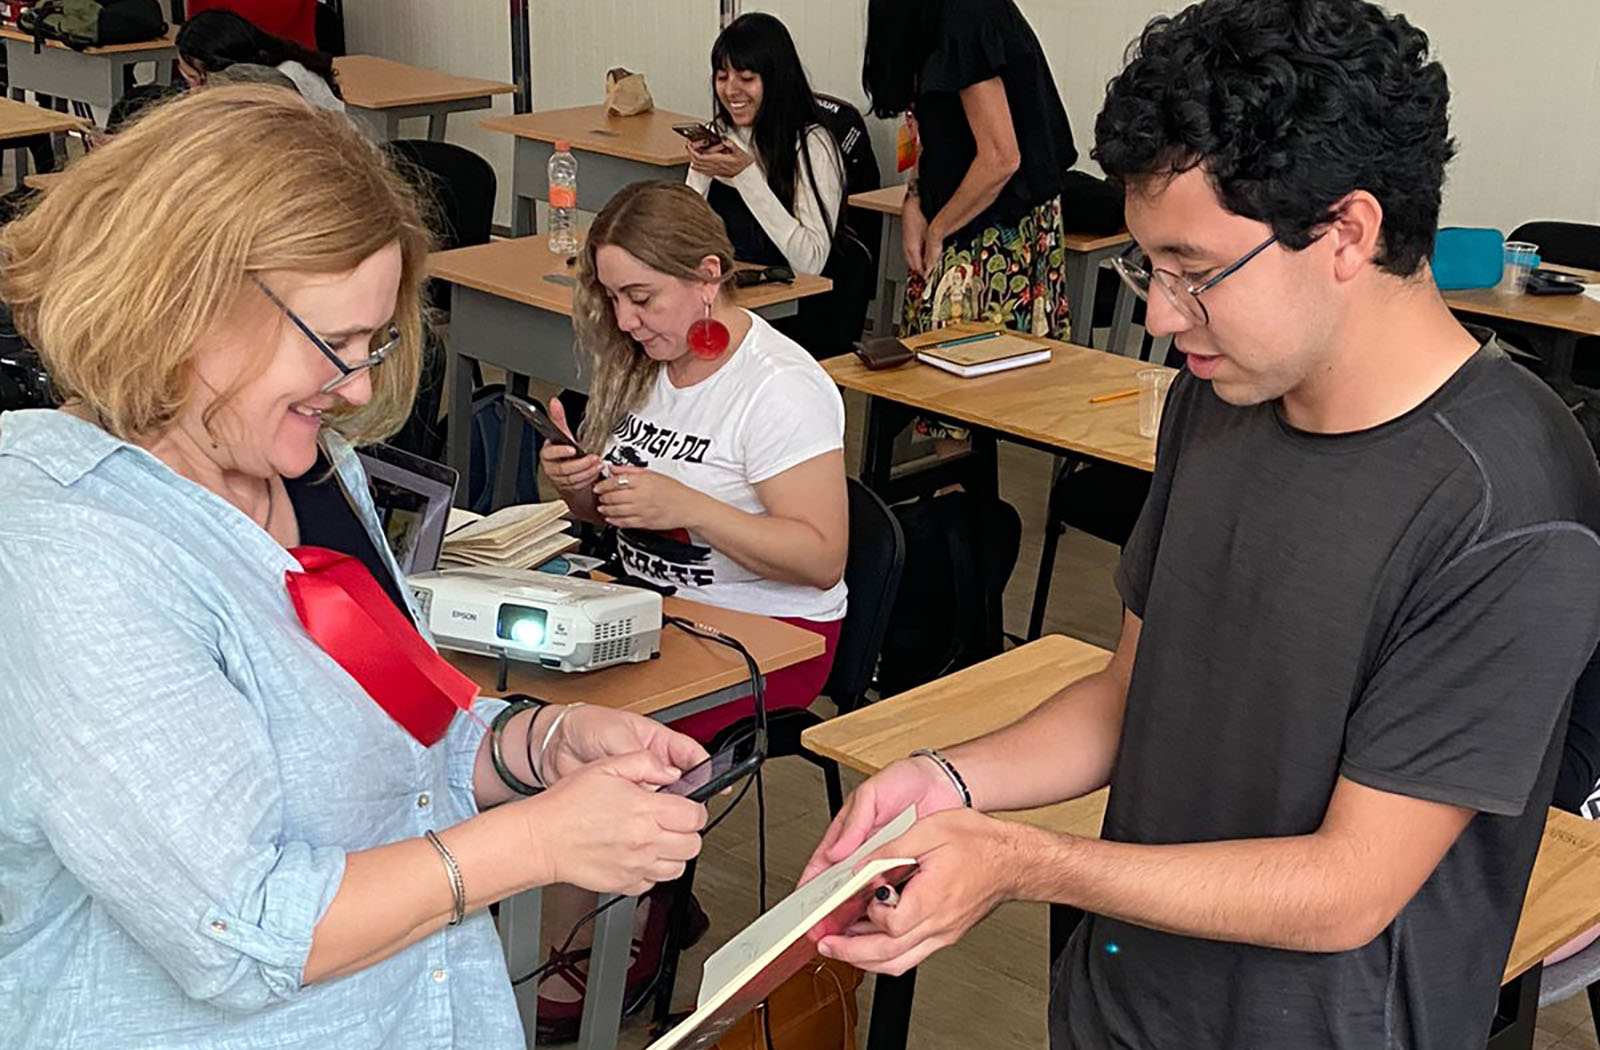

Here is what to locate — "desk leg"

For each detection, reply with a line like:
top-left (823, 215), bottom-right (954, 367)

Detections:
top-left (861, 395), bottom-right (908, 496)
top-left (446, 289), bottom-right (474, 506)
top-left (1105, 281), bottom-right (1139, 358)
top-left (873, 214), bottom-right (902, 337)
top-left (866, 970), bottom-right (918, 1050)
top-left (577, 893), bottom-right (636, 1050)
top-left (1065, 251), bottom-right (1097, 347)
top-left (1486, 966), bottom-right (1542, 1050)
top-left (428, 112), bottom-right (448, 141)
top-left (497, 888), bottom-right (544, 1050)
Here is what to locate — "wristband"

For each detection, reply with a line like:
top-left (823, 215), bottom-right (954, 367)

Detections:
top-left (490, 697), bottom-right (547, 795)
top-left (910, 747), bottom-right (972, 809)
top-left (424, 829), bottom-right (466, 926)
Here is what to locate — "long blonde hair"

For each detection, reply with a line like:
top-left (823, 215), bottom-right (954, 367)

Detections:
top-left (0, 85), bottom-right (433, 446)
top-left (574, 181), bottom-right (734, 450)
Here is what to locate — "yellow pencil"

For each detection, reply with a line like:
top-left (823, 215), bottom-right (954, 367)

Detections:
top-left (1088, 388), bottom-right (1139, 405)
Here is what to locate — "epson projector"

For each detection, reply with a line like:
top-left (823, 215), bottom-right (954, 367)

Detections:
top-left (408, 568), bottom-right (662, 672)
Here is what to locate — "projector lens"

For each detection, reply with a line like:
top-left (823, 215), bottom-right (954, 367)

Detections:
top-left (496, 604), bottom-right (549, 648)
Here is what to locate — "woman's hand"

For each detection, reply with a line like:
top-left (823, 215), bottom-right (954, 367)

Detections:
top-left (902, 195), bottom-right (931, 278)
top-left (539, 704), bottom-right (709, 786)
top-left (528, 751), bottom-right (707, 896)
top-left (593, 466), bottom-right (707, 531)
top-left (538, 396), bottom-right (604, 495)
top-left (688, 139), bottom-right (755, 180)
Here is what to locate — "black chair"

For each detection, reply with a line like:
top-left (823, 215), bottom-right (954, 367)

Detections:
top-left (650, 477), bottom-right (906, 1024)
top-left (777, 230), bottom-right (878, 361)
top-left (1027, 457), bottom-right (1151, 639)
top-left (1510, 221), bottom-right (1600, 271)
top-left (815, 92), bottom-right (882, 269)
top-left (381, 139), bottom-right (496, 316)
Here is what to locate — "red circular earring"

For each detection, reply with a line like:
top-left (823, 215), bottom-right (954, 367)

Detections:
top-left (686, 300), bottom-right (730, 359)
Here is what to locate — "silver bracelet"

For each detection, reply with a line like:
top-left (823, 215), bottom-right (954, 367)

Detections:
top-left (536, 702), bottom-right (583, 785)
top-left (424, 830), bottom-right (466, 926)
top-left (910, 748), bottom-right (973, 808)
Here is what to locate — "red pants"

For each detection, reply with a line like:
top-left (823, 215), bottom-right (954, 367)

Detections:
top-left (668, 616), bottom-right (842, 745)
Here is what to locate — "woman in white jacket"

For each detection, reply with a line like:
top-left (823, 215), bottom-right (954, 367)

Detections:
top-left (685, 12), bottom-right (844, 276)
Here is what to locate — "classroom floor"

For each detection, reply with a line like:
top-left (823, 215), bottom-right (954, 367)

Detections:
top-left (595, 388), bottom-right (1600, 1050)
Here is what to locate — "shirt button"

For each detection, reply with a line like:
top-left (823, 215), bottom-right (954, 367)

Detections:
top-left (416, 792), bottom-right (431, 809)
top-left (211, 919), bottom-right (228, 933)
top-left (431, 968), bottom-right (447, 983)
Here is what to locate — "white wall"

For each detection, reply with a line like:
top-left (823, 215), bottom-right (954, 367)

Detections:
top-left (346, 0), bottom-right (1600, 234)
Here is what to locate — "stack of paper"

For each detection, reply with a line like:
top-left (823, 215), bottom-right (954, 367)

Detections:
top-left (644, 806), bottom-right (920, 1050)
top-left (440, 503), bottom-right (579, 570)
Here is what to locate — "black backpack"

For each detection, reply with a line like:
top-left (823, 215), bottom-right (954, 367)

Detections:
top-left (875, 491), bottom-right (1022, 697)
top-left (813, 93), bottom-right (883, 261)
top-left (22, 0), bottom-right (166, 51)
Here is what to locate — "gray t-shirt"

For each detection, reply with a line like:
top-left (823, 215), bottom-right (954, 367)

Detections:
top-left (1053, 335), bottom-right (1600, 1050)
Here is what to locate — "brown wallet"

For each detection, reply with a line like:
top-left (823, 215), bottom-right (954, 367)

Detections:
top-left (853, 336), bottom-right (914, 370)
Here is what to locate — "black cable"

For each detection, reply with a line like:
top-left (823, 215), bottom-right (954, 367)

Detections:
top-left (506, 616), bottom-right (771, 992)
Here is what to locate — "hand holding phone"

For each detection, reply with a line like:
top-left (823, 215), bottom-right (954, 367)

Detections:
top-left (673, 121), bottom-right (725, 150)
top-left (507, 392), bottom-right (586, 456)
top-left (660, 731), bottom-right (765, 803)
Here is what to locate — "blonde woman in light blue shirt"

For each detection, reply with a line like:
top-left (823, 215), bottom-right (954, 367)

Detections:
top-left (0, 86), bottom-right (707, 1050)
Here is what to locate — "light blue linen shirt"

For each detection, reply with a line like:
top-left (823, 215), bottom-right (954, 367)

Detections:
top-left (0, 409), bottom-right (523, 1049)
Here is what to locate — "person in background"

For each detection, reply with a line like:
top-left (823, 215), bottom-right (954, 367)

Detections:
top-left (686, 12), bottom-right (845, 276)
top-left (177, 9), bottom-right (344, 113)
top-left (862, 0), bottom-right (1076, 338)
top-left (543, 181), bottom-right (848, 745)
top-left (809, 3), bottom-right (1600, 1050)
top-left (184, 0), bottom-right (319, 50)
top-left (534, 179), bottom-right (848, 1035)
top-left (0, 88), bottom-right (706, 1050)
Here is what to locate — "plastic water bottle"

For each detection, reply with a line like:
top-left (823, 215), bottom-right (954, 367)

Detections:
top-left (547, 141), bottom-right (579, 255)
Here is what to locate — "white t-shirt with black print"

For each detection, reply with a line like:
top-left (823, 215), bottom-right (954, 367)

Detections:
top-left (603, 311), bottom-right (848, 621)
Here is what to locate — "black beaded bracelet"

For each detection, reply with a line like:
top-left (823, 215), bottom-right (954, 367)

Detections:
top-left (910, 747), bottom-right (973, 808)
top-left (490, 697), bottom-right (548, 796)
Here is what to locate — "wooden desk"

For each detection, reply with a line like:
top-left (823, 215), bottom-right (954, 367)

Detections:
top-left (448, 592), bottom-right (825, 721)
top-left (847, 182), bottom-right (1137, 350)
top-left (460, 596), bottom-right (820, 1050)
top-left (0, 95), bottom-right (83, 189)
top-left (430, 234), bottom-right (832, 502)
top-left (823, 337), bottom-right (1162, 477)
top-left (1445, 265), bottom-right (1600, 376)
top-left (804, 637), bottom-right (1600, 1047)
top-left (0, 25), bottom-right (176, 112)
top-left (481, 104), bottom-right (697, 236)
top-left (333, 55), bottom-right (512, 142)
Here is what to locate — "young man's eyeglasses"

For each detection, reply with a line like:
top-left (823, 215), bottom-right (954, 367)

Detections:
top-left (1111, 234), bottom-right (1280, 327)
top-left (250, 274), bottom-right (401, 394)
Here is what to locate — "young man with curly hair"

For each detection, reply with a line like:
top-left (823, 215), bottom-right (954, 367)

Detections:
top-left (804, 1), bottom-right (1600, 1046)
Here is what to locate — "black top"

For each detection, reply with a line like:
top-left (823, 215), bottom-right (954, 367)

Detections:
top-left (914, 0), bottom-right (1075, 242)
top-left (708, 180), bottom-right (789, 268)
top-left (284, 451), bottom-right (413, 618)
top-left (1054, 335), bottom-right (1600, 1050)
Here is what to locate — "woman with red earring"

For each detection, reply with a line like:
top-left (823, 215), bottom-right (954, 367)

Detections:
top-left (535, 180), bottom-right (848, 1035)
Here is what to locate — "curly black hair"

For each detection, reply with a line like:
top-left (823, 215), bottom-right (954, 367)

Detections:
top-left (1092, 0), bottom-right (1456, 277)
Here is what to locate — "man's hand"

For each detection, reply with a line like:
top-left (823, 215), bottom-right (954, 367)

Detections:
top-left (801, 756), bottom-right (966, 885)
top-left (816, 808), bottom-right (1025, 975)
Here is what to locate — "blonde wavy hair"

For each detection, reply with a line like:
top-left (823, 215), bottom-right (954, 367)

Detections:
top-left (574, 181), bottom-right (734, 450)
top-left (0, 85), bottom-right (434, 446)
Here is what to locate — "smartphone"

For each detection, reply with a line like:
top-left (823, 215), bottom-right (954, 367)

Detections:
top-left (661, 730), bottom-right (766, 803)
top-left (672, 121), bottom-right (725, 150)
top-left (505, 392), bottom-right (586, 457)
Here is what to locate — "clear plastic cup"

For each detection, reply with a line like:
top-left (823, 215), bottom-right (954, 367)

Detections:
top-left (1503, 241), bottom-right (1539, 294)
top-left (1138, 368), bottom-right (1175, 438)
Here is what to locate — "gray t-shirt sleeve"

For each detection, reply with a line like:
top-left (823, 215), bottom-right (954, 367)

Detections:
top-left (1342, 526), bottom-right (1600, 815)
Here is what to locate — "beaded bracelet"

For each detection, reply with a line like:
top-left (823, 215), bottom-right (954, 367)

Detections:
top-left (490, 697), bottom-right (547, 796)
top-left (910, 747), bottom-right (973, 809)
